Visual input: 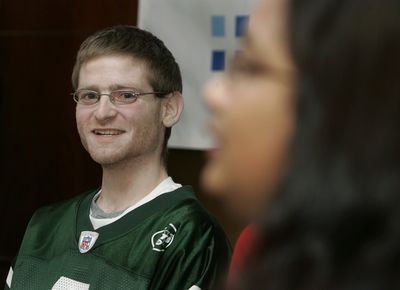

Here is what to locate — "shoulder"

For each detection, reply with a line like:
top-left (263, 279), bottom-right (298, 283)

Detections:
top-left (156, 186), bottom-right (231, 247)
top-left (148, 187), bottom-right (231, 289)
top-left (162, 186), bottom-right (221, 228)
top-left (17, 189), bottom-right (97, 255)
top-left (28, 189), bottom-right (96, 230)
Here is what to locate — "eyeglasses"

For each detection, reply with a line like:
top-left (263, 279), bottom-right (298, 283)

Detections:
top-left (72, 89), bottom-right (169, 105)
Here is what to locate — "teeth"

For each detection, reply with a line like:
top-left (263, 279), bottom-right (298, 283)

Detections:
top-left (93, 129), bottom-right (123, 136)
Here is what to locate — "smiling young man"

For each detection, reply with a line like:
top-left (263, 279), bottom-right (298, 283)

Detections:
top-left (6, 25), bottom-right (231, 290)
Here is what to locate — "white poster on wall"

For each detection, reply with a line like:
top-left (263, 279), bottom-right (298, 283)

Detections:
top-left (138, 0), bottom-right (259, 149)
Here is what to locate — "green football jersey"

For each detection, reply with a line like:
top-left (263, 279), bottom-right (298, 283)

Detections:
top-left (6, 186), bottom-right (231, 289)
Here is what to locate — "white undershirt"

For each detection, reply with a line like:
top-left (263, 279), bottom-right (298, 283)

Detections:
top-left (89, 177), bottom-right (182, 230)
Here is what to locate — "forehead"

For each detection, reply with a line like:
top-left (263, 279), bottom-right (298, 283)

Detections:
top-left (78, 54), bottom-right (152, 90)
top-left (246, 0), bottom-right (292, 70)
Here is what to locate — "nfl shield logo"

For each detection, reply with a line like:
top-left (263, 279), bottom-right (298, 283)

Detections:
top-left (78, 231), bottom-right (99, 253)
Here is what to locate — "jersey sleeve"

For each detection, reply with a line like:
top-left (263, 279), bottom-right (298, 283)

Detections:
top-left (4, 257), bottom-right (15, 290)
top-left (149, 214), bottom-right (232, 290)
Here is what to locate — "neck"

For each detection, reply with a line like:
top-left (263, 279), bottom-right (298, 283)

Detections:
top-left (98, 155), bottom-right (168, 213)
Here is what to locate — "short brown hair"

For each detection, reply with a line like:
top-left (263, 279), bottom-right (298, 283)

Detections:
top-left (72, 25), bottom-right (182, 165)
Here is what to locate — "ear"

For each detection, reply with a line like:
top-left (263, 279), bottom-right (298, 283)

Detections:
top-left (161, 92), bottom-right (184, 128)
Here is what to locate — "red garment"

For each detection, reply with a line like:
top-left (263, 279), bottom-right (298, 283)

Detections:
top-left (229, 225), bottom-right (257, 277)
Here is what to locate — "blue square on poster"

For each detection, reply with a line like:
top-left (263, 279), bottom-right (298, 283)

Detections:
top-left (235, 15), bottom-right (249, 37)
top-left (211, 15), bottom-right (225, 37)
top-left (212, 50), bottom-right (225, 71)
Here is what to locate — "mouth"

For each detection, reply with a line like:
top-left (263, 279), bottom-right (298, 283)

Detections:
top-left (91, 129), bottom-right (125, 136)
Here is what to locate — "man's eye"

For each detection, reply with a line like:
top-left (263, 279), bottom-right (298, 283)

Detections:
top-left (119, 92), bottom-right (137, 99)
top-left (81, 92), bottom-right (98, 100)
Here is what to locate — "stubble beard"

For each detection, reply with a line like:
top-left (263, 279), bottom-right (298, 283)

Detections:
top-left (82, 129), bottom-right (163, 168)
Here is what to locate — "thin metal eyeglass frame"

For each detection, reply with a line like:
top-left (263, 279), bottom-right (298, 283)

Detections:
top-left (71, 90), bottom-right (169, 105)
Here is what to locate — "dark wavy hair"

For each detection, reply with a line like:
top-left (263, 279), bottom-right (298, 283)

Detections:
top-left (235, 0), bottom-right (400, 289)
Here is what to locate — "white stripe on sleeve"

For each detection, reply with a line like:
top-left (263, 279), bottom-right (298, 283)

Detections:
top-left (6, 267), bottom-right (13, 288)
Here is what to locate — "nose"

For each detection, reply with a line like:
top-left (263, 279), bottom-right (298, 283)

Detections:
top-left (94, 94), bottom-right (117, 123)
top-left (203, 76), bottom-right (230, 114)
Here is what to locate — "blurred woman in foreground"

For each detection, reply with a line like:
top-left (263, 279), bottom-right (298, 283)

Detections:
top-left (203, 0), bottom-right (400, 288)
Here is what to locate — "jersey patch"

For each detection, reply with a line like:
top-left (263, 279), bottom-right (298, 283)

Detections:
top-left (78, 231), bottom-right (99, 253)
top-left (151, 223), bottom-right (177, 252)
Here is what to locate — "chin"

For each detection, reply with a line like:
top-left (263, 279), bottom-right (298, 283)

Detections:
top-left (91, 155), bottom-right (123, 166)
top-left (88, 149), bottom-right (126, 166)
top-left (201, 163), bottom-right (231, 195)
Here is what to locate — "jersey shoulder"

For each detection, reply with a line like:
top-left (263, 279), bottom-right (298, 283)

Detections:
top-left (18, 190), bottom-right (97, 253)
top-left (147, 187), bottom-right (232, 290)
top-left (161, 186), bottom-right (221, 226)
top-left (29, 189), bottom-right (96, 227)
top-left (157, 186), bottom-right (231, 248)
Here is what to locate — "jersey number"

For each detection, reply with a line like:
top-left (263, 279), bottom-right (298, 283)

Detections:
top-left (52, 276), bottom-right (90, 290)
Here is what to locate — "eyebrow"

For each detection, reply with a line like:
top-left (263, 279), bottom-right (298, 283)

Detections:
top-left (109, 84), bottom-right (141, 92)
top-left (78, 84), bottom-right (142, 92)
